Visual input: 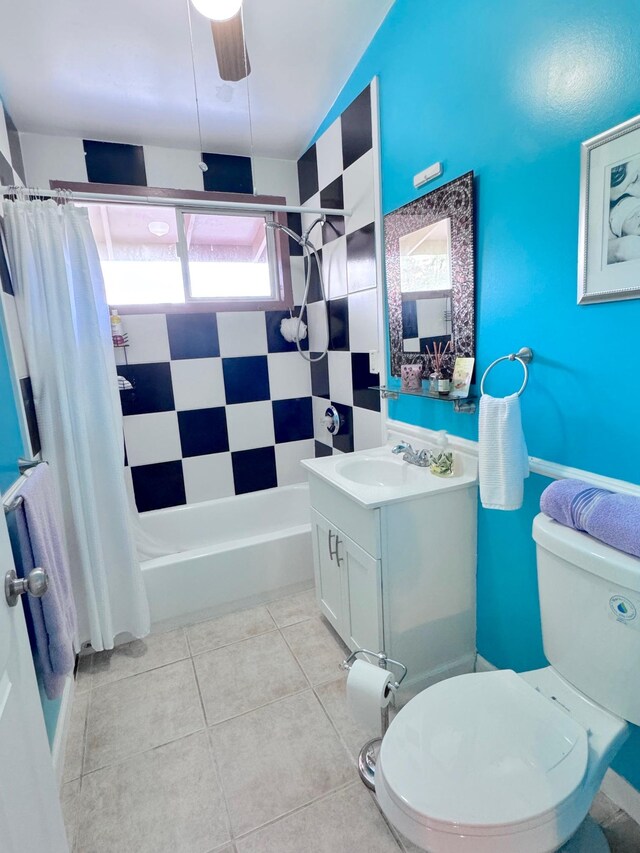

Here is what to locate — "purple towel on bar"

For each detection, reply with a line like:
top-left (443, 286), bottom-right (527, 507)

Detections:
top-left (541, 479), bottom-right (640, 559)
top-left (14, 464), bottom-right (77, 699)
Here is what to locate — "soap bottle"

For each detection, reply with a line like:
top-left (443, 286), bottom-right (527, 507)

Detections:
top-left (110, 308), bottom-right (125, 347)
top-left (430, 430), bottom-right (454, 477)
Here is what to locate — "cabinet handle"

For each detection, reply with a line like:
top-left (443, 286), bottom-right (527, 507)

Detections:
top-left (328, 530), bottom-right (336, 561)
top-left (335, 536), bottom-right (344, 567)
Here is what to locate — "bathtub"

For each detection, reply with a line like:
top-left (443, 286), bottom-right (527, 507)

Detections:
top-left (139, 483), bottom-right (314, 630)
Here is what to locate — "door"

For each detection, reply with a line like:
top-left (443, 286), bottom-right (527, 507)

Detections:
top-left (310, 509), bottom-right (343, 635)
top-left (338, 534), bottom-right (383, 653)
top-left (0, 512), bottom-right (68, 852)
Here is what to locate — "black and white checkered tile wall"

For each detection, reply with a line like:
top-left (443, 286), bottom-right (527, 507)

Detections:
top-left (0, 80), bottom-right (383, 510)
top-left (118, 310), bottom-right (315, 511)
top-left (0, 97), bottom-right (41, 458)
top-left (54, 135), bottom-right (315, 511)
top-left (297, 83), bottom-right (383, 458)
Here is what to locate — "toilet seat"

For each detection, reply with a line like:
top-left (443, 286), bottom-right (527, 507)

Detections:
top-left (377, 670), bottom-right (589, 836)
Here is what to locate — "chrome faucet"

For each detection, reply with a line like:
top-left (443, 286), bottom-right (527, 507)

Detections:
top-left (391, 442), bottom-right (431, 467)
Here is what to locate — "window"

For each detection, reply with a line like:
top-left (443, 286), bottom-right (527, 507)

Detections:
top-left (83, 199), bottom-right (291, 311)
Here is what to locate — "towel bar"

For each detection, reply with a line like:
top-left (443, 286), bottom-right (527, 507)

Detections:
top-left (480, 347), bottom-right (533, 397)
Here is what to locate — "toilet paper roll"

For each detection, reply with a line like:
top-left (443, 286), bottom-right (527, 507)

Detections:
top-left (346, 659), bottom-right (393, 732)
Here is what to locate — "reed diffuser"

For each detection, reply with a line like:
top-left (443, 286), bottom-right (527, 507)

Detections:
top-left (425, 340), bottom-right (452, 396)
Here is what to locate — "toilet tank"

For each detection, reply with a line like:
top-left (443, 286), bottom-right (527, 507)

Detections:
top-left (533, 513), bottom-right (640, 726)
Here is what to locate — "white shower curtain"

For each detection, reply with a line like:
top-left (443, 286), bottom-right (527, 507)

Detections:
top-left (2, 198), bottom-right (150, 650)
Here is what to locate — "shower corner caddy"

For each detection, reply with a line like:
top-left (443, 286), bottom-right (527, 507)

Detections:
top-left (370, 385), bottom-right (477, 414)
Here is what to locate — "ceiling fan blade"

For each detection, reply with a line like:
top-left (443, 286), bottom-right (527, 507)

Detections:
top-left (211, 12), bottom-right (251, 82)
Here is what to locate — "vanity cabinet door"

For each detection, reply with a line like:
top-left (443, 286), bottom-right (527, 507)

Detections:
top-left (339, 536), bottom-right (383, 653)
top-left (310, 510), bottom-right (343, 635)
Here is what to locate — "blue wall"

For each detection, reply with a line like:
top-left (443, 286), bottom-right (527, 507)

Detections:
top-left (0, 333), bottom-right (23, 492)
top-left (312, 0), bottom-right (640, 789)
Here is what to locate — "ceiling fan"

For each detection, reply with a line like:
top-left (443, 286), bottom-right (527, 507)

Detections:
top-left (191, 0), bottom-right (251, 83)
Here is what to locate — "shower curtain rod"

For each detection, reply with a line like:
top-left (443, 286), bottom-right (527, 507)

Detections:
top-left (0, 186), bottom-right (352, 218)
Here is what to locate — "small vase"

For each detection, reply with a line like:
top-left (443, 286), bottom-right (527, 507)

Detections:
top-left (429, 372), bottom-right (440, 394)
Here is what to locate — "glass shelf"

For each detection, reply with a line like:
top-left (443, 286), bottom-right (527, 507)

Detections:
top-left (370, 386), bottom-right (477, 414)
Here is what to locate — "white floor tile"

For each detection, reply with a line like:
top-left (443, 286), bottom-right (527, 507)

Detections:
top-left (182, 453), bottom-right (235, 503)
top-left (235, 783), bottom-right (400, 853)
top-left (77, 731), bottom-right (230, 853)
top-left (217, 312), bottom-right (267, 357)
top-left (275, 439), bottom-right (315, 485)
top-left (268, 352), bottom-right (311, 400)
top-left (123, 411), bottom-right (181, 467)
top-left (328, 351), bottom-right (353, 406)
top-left (84, 660), bottom-right (204, 772)
top-left (267, 589), bottom-right (318, 628)
top-left (170, 358), bottom-right (226, 411)
top-left (91, 630), bottom-right (189, 688)
top-left (281, 617), bottom-right (349, 686)
top-left (119, 313), bottom-right (170, 364)
top-left (194, 631), bottom-right (307, 725)
top-left (210, 691), bottom-right (353, 836)
top-left (186, 605), bottom-right (276, 656)
top-left (348, 288), bottom-right (380, 352)
top-left (225, 401), bottom-right (275, 451)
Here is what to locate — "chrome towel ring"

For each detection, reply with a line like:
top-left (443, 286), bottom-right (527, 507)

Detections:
top-left (480, 347), bottom-right (534, 397)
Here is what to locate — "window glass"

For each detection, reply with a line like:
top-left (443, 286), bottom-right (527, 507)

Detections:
top-left (84, 202), bottom-right (280, 307)
top-left (86, 204), bottom-right (183, 305)
top-left (180, 211), bottom-right (273, 300)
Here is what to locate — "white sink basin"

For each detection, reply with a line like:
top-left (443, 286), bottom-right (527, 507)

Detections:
top-left (301, 443), bottom-right (477, 508)
top-left (337, 458), bottom-right (425, 487)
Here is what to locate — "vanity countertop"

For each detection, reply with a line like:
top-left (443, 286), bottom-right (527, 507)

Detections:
top-left (301, 444), bottom-right (478, 509)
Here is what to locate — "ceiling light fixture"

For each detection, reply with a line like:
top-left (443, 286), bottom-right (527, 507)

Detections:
top-left (148, 221), bottom-right (170, 237)
top-left (190, 0), bottom-right (243, 22)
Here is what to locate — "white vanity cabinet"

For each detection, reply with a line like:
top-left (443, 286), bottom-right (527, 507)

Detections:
top-left (311, 509), bottom-right (382, 653)
top-left (304, 445), bottom-right (478, 698)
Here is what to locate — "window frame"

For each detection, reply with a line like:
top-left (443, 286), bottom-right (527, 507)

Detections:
top-left (50, 180), bottom-right (294, 314)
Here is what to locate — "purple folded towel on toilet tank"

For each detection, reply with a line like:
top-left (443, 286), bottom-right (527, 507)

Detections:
top-left (540, 479), bottom-right (640, 559)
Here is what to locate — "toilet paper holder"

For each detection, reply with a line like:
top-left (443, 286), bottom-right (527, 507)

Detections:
top-left (340, 649), bottom-right (407, 791)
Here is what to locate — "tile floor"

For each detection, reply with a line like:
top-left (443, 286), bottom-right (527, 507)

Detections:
top-left (61, 588), bottom-right (640, 853)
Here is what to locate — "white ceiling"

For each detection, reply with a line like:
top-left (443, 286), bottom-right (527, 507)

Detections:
top-left (0, 0), bottom-right (394, 159)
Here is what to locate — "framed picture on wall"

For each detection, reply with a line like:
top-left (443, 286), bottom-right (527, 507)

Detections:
top-left (579, 114), bottom-right (640, 303)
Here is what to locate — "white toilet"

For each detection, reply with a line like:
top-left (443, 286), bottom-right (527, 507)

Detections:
top-left (375, 513), bottom-right (640, 852)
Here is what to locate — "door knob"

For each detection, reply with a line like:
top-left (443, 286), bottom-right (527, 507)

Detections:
top-left (5, 567), bottom-right (49, 607)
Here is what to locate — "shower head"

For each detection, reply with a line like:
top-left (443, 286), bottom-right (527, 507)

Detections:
top-left (265, 221), bottom-right (304, 245)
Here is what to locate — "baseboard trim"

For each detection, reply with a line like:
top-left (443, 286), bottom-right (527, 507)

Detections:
top-left (386, 419), bottom-right (640, 495)
top-left (474, 654), bottom-right (640, 816)
top-left (601, 768), bottom-right (640, 825)
top-left (52, 673), bottom-right (75, 786)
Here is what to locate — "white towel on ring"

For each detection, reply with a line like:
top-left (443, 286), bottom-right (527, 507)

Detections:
top-left (479, 393), bottom-right (529, 511)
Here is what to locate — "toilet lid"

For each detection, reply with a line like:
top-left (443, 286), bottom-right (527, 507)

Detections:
top-left (379, 670), bottom-right (588, 831)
